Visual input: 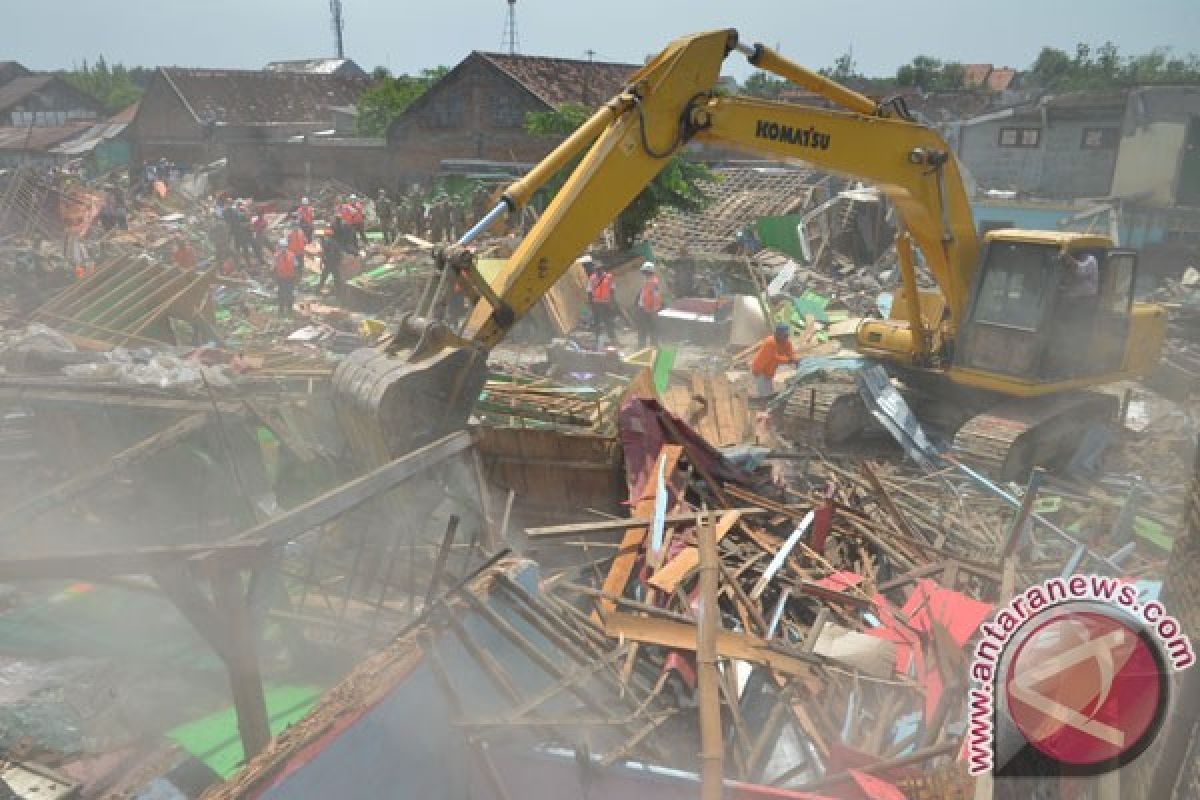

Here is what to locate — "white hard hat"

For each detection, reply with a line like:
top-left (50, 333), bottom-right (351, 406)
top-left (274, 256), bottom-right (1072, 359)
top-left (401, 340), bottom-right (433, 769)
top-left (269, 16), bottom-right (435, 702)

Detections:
top-left (301, 196), bottom-right (309, 204)
top-left (640, 260), bottom-right (655, 273)
top-left (579, 254), bottom-right (595, 265)
top-left (278, 238), bottom-right (288, 248)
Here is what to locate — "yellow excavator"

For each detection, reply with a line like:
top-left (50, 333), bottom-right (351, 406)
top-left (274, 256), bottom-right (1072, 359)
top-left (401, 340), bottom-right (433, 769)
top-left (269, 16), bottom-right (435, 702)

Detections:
top-left (333, 29), bottom-right (1166, 478)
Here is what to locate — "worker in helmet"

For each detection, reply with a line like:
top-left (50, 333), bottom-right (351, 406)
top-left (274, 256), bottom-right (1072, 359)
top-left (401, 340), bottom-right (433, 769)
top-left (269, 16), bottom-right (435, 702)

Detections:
top-left (634, 261), bottom-right (664, 349)
top-left (586, 258), bottom-right (618, 346)
top-left (297, 196), bottom-right (315, 242)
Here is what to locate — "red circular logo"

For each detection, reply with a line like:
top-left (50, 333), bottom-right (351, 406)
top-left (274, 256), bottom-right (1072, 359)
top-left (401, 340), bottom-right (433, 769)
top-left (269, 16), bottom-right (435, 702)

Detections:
top-left (1004, 610), bottom-right (1165, 767)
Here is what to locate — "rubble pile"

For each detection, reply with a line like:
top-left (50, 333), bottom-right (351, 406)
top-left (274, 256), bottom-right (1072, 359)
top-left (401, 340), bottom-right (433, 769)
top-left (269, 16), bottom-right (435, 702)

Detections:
top-left (0, 157), bottom-right (1195, 800)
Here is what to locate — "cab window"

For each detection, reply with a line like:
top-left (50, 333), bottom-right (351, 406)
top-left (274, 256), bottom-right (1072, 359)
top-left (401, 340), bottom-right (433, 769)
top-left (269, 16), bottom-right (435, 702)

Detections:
top-left (972, 242), bottom-right (1055, 330)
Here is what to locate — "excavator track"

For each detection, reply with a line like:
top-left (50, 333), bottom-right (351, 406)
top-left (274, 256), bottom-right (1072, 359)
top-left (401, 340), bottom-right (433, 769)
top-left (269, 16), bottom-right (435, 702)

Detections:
top-left (779, 381), bottom-right (878, 448)
top-left (953, 391), bottom-right (1118, 481)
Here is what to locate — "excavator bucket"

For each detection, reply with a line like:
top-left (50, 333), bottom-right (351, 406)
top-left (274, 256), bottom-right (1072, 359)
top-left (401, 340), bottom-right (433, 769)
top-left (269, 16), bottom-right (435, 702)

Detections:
top-left (332, 344), bottom-right (488, 466)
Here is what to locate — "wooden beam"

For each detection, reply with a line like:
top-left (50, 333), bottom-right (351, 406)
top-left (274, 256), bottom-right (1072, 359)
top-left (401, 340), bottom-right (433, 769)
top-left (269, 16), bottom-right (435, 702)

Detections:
top-left (525, 507), bottom-right (770, 539)
top-left (600, 610), bottom-right (814, 679)
top-left (0, 539), bottom-right (273, 581)
top-left (231, 430), bottom-right (473, 545)
top-left (211, 567), bottom-right (271, 760)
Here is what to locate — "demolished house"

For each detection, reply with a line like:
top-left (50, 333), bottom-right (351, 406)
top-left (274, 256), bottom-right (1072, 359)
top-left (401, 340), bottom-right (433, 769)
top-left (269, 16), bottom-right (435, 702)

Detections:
top-left (1, 32), bottom-right (1199, 800)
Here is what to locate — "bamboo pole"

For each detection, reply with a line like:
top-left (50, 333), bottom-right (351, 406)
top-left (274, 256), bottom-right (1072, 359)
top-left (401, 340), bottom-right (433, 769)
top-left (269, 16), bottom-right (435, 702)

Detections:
top-left (697, 511), bottom-right (724, 800)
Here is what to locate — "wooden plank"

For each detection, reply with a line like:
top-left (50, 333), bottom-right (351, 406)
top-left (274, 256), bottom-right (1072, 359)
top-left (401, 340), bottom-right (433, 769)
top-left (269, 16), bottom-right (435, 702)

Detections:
top-left (601, 610), bottom-right (814, 679)
top-left (596, 445), bottom-right (683, 614)
top-left (647, 510), bottom-right (742, 593)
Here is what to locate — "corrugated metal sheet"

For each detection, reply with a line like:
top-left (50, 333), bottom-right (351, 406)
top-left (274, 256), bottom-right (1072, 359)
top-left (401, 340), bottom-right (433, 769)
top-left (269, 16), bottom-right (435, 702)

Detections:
top-left (0, 122), bottom-right (91, 152)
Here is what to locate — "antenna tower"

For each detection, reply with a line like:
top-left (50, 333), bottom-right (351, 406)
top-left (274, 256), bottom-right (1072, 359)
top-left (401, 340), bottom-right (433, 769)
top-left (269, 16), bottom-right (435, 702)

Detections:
top-left (330, 0), bottom-right (346, 59)
top-left (502, 0), bottom-right (519, 55)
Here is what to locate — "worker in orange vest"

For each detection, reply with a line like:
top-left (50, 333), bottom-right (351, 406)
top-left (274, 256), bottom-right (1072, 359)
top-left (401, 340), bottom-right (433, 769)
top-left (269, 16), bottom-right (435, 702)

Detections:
top-left (634, 261), bottom-right (664, 349)
top-left (274, 238), bottom-right (297, 316)
top-left (287, 222), bottom-right (308, 282)
top-left (751, 322), bottom-right (799, 399)
top-left (297, 196), bottom-right (315, 242)
top-left (587, 260), bottom-right (618, 346)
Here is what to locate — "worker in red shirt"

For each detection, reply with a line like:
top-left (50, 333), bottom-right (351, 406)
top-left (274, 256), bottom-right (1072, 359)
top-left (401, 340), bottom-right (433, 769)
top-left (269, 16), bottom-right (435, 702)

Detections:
top-left (274, 238), bottom-right (297, 316)
top-left (634, 261), bottom-right (664, 348)
top-left (171, 234), bottom-right (198, 270)
top-left (587, 260), bottom-right (618, 346)
top-left (751, 323), bottom-right (798, 398)
top-left (287, 222), bottom-right (308, 282)
top-left (297, 196), bottom-right (315, 242)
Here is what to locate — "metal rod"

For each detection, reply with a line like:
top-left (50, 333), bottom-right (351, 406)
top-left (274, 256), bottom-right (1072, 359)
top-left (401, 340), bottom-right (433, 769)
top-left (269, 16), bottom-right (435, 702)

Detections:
top-left (425, 515), bottom-right (461, 611)
top-left (456, 202), bottom-right (508, 248)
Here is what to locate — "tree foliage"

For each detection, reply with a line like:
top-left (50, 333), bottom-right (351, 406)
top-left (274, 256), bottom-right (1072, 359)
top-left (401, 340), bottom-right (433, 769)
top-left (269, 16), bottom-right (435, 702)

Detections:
top-left (895, 56), bottom-right (965, 90)
top-left (524, 105), bottom-right (713, 248)
top-left (61, 56), bottom-right (151, 113)
top-left (741, 71), bottom-right (787, 100)
top-left (356, 66), bottom-right (448, 136)
top-left (1025, 43), bottom-right (1200, 89)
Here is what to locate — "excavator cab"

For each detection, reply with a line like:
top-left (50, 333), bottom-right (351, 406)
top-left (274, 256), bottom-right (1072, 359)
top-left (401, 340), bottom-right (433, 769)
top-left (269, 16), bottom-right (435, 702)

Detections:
top-left (956, 231), bottom-right (1139, 384)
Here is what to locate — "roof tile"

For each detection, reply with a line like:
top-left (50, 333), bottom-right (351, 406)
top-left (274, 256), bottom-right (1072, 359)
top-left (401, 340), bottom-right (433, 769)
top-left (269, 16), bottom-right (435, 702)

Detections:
top-left (477, 52), bottom-right (637, 108)
top-left (159, 68), bottom-right (370, 125)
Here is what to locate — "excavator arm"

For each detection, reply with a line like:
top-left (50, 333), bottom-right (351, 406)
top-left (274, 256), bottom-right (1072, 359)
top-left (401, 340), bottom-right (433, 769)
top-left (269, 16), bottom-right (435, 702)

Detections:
top-left (333, 29), bottom-right (985, 463)
top-left (462, 28), bottom-right (979, 359)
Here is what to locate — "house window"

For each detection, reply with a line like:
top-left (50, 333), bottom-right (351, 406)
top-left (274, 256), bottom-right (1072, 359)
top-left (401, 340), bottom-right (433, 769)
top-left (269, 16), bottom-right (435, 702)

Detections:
top-left (428, 96), bottom-right (465, 129)
top-left (489, 95), bottom-right (525, 129)
top-left (999, 127), bottom-right (1040, 148)
top-left (1081, 127), bottom-right (1119, 149)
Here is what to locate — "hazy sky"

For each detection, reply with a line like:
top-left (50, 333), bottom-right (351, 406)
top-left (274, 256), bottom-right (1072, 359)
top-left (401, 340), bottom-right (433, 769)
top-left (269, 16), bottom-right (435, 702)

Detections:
top-left (6, 0), bottom-right (1200, 78)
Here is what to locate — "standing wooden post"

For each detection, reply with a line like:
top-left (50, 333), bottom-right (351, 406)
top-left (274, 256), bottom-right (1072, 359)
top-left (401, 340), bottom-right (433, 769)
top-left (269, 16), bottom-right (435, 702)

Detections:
top-left (210, 567), bottom-right (271, 760)
top-left (696, 511), bottom-right (724, 800)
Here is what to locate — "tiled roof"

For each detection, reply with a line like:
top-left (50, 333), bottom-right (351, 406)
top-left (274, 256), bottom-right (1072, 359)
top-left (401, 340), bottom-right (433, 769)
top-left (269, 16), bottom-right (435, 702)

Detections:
top-left (0, 121), bottom-right (91, 151)
top-left (158, 67), bottom-right (370, 125)
top-left (0, 75), bottom-right (55, 112)
top-left (0, 61), bottom-right (31, 87)
top-left (476, 52), bottom-right (637, 108)
top-left (963, 64), bottom-right (992, 89)
top-left (986, 68), bottom-right (1017, 91)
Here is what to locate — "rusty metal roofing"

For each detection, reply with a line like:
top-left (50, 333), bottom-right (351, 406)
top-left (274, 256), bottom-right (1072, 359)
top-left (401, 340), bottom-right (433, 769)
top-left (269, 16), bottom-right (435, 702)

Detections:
top-left (158, 67), bottom-right (370, 125)
top-left (264, 58), bottom-right (368, 78)
top-left (0, 122), bottom-right (91, 152)
top-left (477, 52), bottom-right (637, 108)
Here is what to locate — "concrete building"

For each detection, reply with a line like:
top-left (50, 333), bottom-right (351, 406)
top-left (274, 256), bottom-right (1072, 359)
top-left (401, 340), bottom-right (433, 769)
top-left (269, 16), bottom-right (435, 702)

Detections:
top-left (0, 74), bottom-right (103, 127)
top-left (957, 89), bottom-right (1127, 200)
top-left (127, 67), bottom-right (370, 169)
top-left (1110, 86), bottom-right (1200, 207)
top-left (385, 51), bottom-right (637, 184)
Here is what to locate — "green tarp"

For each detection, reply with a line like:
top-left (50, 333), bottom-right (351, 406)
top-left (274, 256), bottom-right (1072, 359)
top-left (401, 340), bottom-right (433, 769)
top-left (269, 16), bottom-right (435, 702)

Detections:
top-left (168, 684), bottom-right (321, 778)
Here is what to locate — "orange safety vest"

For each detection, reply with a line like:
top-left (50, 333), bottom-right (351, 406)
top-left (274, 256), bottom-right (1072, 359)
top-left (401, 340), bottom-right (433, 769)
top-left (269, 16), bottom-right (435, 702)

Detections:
top-left (274, 250), bottom-right (296, 279)
top-left (638, 276), bottom-right (663, 312)
top-left (351, 201), bottom-right (364, 225)
top-left (591, 272), bottom-right (614, 303)
top-left (750, 335), bottom-right (796, 379)
top-left (288, 228), bottom-right (307, 254)
top-left (297, 204), bottom-right (314, 224)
